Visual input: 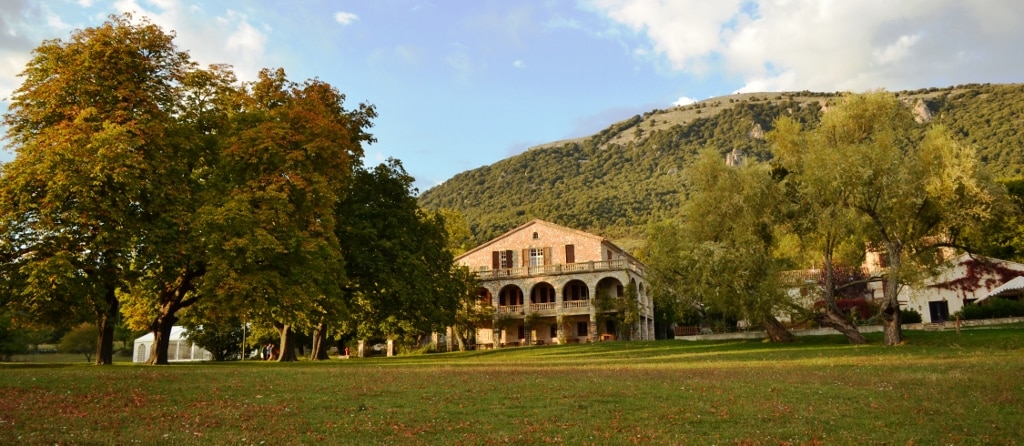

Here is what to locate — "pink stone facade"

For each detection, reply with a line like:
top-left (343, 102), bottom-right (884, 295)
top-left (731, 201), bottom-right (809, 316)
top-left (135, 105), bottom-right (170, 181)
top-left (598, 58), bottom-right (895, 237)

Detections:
top-left (456, 220), bottom-right (654, 347)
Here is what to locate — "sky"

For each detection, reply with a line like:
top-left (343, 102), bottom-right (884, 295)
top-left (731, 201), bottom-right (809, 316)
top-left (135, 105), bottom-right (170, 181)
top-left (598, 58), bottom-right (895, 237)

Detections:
top-left (1, 1), bottom-right (1022, 192)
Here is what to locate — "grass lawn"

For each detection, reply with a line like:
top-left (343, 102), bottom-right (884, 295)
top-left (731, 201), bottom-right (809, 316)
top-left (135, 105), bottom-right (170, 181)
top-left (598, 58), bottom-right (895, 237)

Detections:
top-left (2, 326), bottom-right (1023, 445)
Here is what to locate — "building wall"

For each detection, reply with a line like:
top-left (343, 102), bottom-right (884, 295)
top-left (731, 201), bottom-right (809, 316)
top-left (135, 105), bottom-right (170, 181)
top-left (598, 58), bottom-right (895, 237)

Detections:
top-left (457, 220), bottom-right (625, 270)
top-left (899, 254), bottom-right (1024, 323)
top-left (458, 220), bottom-right (655, 344)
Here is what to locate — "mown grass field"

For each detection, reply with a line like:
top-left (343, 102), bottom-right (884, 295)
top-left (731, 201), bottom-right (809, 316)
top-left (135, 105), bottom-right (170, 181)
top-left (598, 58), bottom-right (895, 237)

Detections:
top-left (2, 327), bottom-right (1023, 445)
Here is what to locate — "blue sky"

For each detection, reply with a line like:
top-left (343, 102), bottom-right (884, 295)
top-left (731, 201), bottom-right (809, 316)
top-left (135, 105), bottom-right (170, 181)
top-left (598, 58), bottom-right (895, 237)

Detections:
top-left (2, 1), bottom-right (1022, 192)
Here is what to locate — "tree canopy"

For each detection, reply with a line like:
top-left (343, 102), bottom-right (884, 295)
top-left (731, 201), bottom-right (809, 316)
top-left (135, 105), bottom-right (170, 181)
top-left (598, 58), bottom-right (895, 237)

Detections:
top-left (1, 14), bottom-right (462, 364)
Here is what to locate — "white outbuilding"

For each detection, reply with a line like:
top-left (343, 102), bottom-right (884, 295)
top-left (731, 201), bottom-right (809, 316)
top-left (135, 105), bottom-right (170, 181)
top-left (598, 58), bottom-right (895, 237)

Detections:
top-left (132, 326), bottom-right (212, 363)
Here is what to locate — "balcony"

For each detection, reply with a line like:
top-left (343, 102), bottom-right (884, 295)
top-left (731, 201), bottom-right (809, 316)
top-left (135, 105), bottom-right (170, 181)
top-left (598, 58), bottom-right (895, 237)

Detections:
top-left (531, 302), bottom-right (557, 315)
top-left (494, 300), bottom-right (591, 316)
top-left (475, 259), bottom-right (644, 280)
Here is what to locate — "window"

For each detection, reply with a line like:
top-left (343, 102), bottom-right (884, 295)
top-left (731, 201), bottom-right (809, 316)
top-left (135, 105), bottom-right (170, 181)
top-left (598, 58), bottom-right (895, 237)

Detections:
top-left (517, 325), bottom-right (525, 341)
top-left (529, 248), bottom-right (544, 266)
top-left (532, 232), bottom-right (539, 240)
top-left (550, 324), bottom-right (558, 338)
top-left (492, 250), bottom-right (514, 269)
top-left (565, 244), bottom-right (575, 264)
top-left (577, 321), bottom-right (589, 337)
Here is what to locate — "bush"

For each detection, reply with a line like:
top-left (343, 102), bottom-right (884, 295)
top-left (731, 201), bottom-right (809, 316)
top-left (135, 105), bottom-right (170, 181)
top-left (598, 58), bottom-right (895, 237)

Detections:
top-left (184, 322), bottom-right (243, 361)
top-left (902, 308), bottom-right (923, 324)
top-left (59, 324), bottom-right (97, 362)
top-left (0, 312), bottom-right (30, 361)
top-left (961, 298), bottom-right (1024, 320)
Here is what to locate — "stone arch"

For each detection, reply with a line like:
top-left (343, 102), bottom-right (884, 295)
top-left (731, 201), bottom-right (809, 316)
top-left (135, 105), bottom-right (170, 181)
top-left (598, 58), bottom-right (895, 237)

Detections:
top-left (498, 284), bottom-right (524, 307)
top-left (563, 279), bottom-right (589, 301)
top-left (476, 287), bottom-right (493, 306)
top-left (597, 277), bottom-right (624, 299)
top-left (530, 282), bottom-right (556, 304)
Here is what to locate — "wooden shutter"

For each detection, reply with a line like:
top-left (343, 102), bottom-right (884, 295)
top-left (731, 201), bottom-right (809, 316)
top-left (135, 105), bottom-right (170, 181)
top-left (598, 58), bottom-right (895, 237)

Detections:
top-left (565, 244), bottom-right (575, 264)
top-left (522, 249), bottom-right (528, 267)
top-left (543, 247), bottom-right (552, 265)
top-left (505, 250), bottom-right (514, 268)
top-left (492, 251), bottom-right (500, 269)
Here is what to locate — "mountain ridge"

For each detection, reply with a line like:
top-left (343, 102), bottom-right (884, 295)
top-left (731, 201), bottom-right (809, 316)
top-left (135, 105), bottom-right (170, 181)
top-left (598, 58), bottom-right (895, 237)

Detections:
top-left (419, 83), bottom-right (1024, 247)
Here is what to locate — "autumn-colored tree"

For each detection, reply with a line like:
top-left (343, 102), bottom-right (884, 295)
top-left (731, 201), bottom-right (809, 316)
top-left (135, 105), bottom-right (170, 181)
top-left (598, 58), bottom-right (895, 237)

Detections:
top-left (199, 68), bottom-right (375, 361)
top-left (1, 14), bottom-right (194, 364)
top-left (117, 63), bottom-right (239, 365)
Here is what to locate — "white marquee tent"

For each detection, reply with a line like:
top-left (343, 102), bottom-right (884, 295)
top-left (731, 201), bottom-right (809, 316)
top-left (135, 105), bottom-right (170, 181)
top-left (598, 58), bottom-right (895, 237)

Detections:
top-left (133, 326), bottom-right (212, 363)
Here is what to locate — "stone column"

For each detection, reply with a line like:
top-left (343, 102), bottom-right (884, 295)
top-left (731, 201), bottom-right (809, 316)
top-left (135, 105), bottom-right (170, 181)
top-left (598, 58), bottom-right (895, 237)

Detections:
top-left (556, 316), bottom-right (565, 344)
top-left (493, 326), bottom-right (502, 349)
top-left (357, 340), bottom-right (366, 358)
top-left (588, 313), bottom-right (597, 343)
top-left (554, 286), bottom-right (564, 344)
top-left (386, 339), bottom-right (394, 357)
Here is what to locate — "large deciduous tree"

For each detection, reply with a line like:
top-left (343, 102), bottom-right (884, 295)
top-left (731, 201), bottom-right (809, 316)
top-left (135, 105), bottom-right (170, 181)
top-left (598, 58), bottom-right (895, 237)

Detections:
top-left (645, 150), bottom-right (794, 342)
top-left (118, 63), bottom-right (238, 365)
top-left (796, 93), bottom-right (997, 345)
top-left (335, 159), bottom-right (465, 349)
top-left (1, 14), bottom-right (194, 364)
top-left (770, 116), bottom-right (869, 344)
top-left (200, 68), bottom-right (375, 361)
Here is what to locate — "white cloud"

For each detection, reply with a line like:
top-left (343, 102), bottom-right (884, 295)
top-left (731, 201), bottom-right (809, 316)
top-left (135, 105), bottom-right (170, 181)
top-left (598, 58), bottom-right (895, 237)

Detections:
top-left (672, 96), bottom-right (696, 107)
top-left (586, 0), bottom-right (1024, 92)
top-left (335, 11), bottom-right (359, 25)
top-left (513, 59), bottom-right (525, 69)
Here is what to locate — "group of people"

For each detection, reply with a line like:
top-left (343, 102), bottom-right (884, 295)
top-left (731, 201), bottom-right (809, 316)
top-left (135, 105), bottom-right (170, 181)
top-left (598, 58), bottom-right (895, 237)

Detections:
top-left (261, 343), bottom-right (279, 361)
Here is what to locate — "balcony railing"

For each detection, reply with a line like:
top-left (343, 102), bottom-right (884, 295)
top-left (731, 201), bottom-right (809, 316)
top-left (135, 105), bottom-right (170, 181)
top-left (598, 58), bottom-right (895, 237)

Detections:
top-left (496, 304), bottom-right (524, 314)
top-left (561, 299), bottom-right (590, 310)
top-left (530, 302), bottom-right (557, 314)
top-left (495, 300), bottom-right (591, 316)
top-left (475, 259), bottom-right (644, 280)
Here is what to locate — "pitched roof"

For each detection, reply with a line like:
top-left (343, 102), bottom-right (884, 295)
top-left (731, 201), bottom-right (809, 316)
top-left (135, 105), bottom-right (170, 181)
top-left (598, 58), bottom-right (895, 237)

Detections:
top-left (455, 219), bottom-right (615, 261)
top-left (979, 276), bottom-right (1024, 303)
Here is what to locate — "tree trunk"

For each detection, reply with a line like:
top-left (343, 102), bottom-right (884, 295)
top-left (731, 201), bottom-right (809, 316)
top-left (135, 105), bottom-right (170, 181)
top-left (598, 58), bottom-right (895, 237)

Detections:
top-left (145, 267), bottom-right (202, 365)
top-left (309, 320), bottom-right (330, 360)
top-left (453, 326), bottom-right (467, 352)
top-left (762, 315), bottom-right (794, 343)
top-left (147, 313), bottom-right (179, 365)
top-left (274, 322), bottom-right (299, 362)
top-left (881, 245), bottom-right (905, 346)
top-left (816, 253), bottom-right (866, 344)
top-left (815, 310), bottom-right (866, 344)
top-left (94, 290), bottom-right (118, 365)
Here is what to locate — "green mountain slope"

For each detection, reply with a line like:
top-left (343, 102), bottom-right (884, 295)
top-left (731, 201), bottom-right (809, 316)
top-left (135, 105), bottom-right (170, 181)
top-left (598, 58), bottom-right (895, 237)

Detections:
top-left (419, 84), bottom-right (1024, 247)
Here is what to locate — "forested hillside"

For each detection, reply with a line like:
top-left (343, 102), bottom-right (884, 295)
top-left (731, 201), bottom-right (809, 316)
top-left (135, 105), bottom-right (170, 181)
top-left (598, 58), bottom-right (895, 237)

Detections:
top-left (418, 84), bottom-right (1024, 247)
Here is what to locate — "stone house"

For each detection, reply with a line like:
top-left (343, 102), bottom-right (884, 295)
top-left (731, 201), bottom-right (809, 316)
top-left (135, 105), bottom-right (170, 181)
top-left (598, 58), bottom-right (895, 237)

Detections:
top-left (788, 251), bottom-right (1024, 324)
top-left (892, 253), bottom-right (1024, 323)
top-left (456, 219), bottom-right (653, 347)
